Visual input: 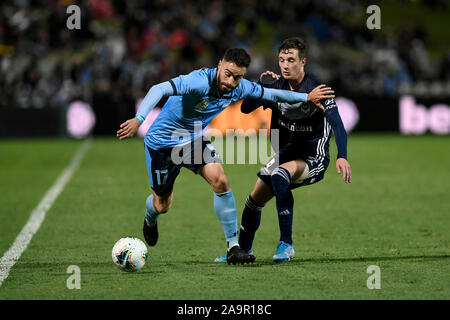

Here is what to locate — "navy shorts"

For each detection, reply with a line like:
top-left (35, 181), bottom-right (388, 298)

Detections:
top-left (257, 135), bottom-right (330, 191)
top-left (145, 138), bottom-right (221, 196)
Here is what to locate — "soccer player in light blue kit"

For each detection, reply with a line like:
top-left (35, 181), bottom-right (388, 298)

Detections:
top-left (117, 48), bottom-right (335, 264)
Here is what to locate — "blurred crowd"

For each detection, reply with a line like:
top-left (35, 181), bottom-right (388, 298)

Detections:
top-left (0, 0), bottom-right (449, 111)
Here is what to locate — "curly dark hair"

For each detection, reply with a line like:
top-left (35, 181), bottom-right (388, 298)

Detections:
top-left (222, 48), bottom-right (251, 68)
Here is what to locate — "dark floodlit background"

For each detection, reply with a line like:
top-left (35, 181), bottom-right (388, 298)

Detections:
top-left (1, 1), bottom-right (449, 301)
top-left (0, 0), bottom-right (449, 136)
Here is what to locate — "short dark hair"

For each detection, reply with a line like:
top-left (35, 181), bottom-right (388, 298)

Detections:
top-left (222, 48), bottom-right (251, 68)
top-left (278, 37), bottom-right (306, 59)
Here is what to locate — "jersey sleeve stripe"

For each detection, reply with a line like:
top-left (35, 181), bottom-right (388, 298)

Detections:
top-left (258, 85), bottom-right (265, 100)
top-left (169, 79), bottom-right (177, 95)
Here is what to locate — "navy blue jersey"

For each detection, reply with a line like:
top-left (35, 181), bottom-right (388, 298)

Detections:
top-left (241, 73), bottom-right (348, 159)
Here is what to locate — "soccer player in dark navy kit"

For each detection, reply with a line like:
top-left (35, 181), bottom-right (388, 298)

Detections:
top-left (117, 48), bottom-right (335, 264)
top-left (215, 38), bottom-right (351, 262)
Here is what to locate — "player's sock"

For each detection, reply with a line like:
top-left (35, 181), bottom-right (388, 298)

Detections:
top-left (144, 194), bottom-right (159, 227)
top-left (271, 167), bottom-right (294, 245)
top-left (239, 195), bottom-right (263, 252)
top-left (276, 191), bottom-right (294, 245)
top-left (213, 190), bottom-right (239, 250)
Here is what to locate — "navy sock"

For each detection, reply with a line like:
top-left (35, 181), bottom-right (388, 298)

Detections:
top-left (239, 195), bottom-right (263, 252)
top-left (270, 167), bottom-right (294, 245)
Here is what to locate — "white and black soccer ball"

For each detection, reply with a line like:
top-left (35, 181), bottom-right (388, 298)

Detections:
top-left (112, 237), bottom-right (149, 272)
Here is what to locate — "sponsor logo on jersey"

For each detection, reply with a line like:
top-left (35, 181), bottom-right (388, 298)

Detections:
top-left (278, 119), bottom-right (313, 132)
top-left (194, 99), bottom-right (210, 111)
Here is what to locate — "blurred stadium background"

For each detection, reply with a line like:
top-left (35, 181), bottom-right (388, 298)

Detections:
top-left (0, 0), bottom-right (449, 137)
top-left (1, 0), bottom-right (449, 301)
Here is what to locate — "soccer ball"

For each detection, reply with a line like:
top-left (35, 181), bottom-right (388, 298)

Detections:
top-left (112, 237), bottom-right (149, 272)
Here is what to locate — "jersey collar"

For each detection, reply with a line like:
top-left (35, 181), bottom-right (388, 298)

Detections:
top-left (282, 73), bottom-right (308, 91)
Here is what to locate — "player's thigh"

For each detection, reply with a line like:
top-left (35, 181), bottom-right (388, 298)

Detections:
top-left (250, 178), bottom-right (274, 206)
top-left (198, 162), bottom-right (230, 193)
top-left (279, 159), bottom-right (309, 183)
top-left (290, 156), bottom-right (330, 189)
top-left (145, 145), bottom-right (180, 200)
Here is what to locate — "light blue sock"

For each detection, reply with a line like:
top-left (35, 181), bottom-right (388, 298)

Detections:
top-left (213, 190), bottom-right (239, 249)
top-left (145, 194), bottom-right (159, 226)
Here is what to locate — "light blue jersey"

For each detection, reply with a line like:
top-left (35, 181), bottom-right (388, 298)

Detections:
top-left (146, 68), bottom-right (262, 150)
top-left (136, 67), bottom-right (308, 150)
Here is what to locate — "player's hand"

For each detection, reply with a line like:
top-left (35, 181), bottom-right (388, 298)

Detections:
top-left (117, 118), bottom-right (140, 140)
top-left (307, 84), bottom-right (334, 111)
top-left (336, 158), bottom-right (351, 183)
top-left (259, 71), bottom-right (280, 82)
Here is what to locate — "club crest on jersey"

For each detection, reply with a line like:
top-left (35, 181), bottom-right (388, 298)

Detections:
top-left (301, 103), bottom-right (310, 113)
top-left (194, 99), bottom-right (210, 111)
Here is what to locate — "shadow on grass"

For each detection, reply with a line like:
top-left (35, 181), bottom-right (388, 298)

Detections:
top-left (11, 261), bottom-right (163, 275)
top-left (252, 254), bottom-right (450, 267)
top-left (11, 254), bottom-right (450, 272)
top-left (200, 254), bottom-right (450, 268)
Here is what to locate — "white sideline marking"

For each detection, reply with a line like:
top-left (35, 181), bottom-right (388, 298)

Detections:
top-left (0, 139), bottom-right (92, 287)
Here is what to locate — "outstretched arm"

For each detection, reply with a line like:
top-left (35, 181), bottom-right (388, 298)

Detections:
top-left (261, 84), bottom-right (334, 110)
top-left (242, 84), bottom-right (334, 114)
top-left (241, 71), bottom-right (280, 114)
top-left (117, 81), bottom-right (174, 140)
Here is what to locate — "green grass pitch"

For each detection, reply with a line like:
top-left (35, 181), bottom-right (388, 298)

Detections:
top-left (0, 134), bottom-right (449, 299)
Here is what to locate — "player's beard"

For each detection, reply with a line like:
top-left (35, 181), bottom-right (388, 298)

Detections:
top-left (217, 71), bottom-right (234, 94)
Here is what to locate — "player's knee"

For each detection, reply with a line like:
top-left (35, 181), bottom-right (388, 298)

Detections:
top-left (154, 195), bottom-right (172, 213)
top-left (154, 201), bottom-right (171, 214)
top-left (250, 187), bottom-right (272, 207)
top-left (210, 174), bottom-right (230, 193)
